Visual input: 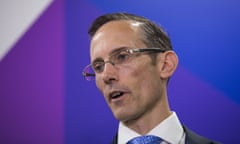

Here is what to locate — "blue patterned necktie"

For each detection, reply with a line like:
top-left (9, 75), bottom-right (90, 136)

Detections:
top-left (127, 135), bottom-right (162, 144)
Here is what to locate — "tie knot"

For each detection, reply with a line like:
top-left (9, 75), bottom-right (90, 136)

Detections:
top-left (127, 135), bottom-right (162, 144)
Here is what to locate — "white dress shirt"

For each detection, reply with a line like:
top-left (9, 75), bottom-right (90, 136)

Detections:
top-left (118, 112), bottom-right (185, 144)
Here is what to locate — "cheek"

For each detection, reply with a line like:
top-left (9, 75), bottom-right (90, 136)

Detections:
top-left (124, 62), bottom-right (160, 96)
top-left (122, 63), bottom-right (152, 89)
top-left (126, 58), bottom-right (157, 81)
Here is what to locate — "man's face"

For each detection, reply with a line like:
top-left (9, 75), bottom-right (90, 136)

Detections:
top-left (90, 21), bottom-right (165, 123)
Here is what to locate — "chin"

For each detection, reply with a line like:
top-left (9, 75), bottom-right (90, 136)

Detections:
top-left (113, 111), bottom-right (130, 122)
top-left (113, 111), bottom-right (138, 124)
top-left (111, 105), bottom-right (139, 122)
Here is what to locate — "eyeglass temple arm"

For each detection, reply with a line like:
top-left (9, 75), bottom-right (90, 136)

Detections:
top-left (82, 72), bottom-right (95, 77)
top-left (132, 48), bottom-right (165, 53)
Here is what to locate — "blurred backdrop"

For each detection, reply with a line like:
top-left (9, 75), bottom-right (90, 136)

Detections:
top-left (0, 0), bottom-right (240, 143)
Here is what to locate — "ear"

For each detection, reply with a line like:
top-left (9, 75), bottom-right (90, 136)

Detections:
top-left (158, 51), bottom-right (178, 79)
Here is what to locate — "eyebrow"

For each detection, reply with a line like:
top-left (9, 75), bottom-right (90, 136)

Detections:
top-left (91, 46), bottom-right (130, 64)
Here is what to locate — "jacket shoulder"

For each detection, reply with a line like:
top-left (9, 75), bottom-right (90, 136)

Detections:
top-left (184, 126), bottom-right (221, 144)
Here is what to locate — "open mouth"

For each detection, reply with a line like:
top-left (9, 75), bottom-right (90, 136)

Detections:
top-left (110, 91), bottom-right (124, 99)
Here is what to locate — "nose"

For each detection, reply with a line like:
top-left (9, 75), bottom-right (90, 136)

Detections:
top-left (102, 62), bottom-right (118, 84)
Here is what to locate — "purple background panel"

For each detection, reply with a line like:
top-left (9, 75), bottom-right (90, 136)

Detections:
top-left (0, 0), bottom-right (64, 143)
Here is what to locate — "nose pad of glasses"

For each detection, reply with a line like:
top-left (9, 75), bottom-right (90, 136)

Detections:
top-left (105, 61), bottom-right (115, 66)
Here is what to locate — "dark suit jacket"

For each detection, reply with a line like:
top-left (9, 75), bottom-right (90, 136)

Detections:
top-left (110, 126), bottom-right (221, 144)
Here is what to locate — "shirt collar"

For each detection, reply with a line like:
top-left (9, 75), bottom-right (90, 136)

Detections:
top-left (118, 112), bottom-right (184, 144)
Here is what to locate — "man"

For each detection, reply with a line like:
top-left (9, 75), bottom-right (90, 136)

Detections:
top-left (82, 12), bottom-right (220, 144)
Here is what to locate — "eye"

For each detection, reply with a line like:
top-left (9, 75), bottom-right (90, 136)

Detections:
top-left (92, 62), bottom-right (104, 73)
top-left (113, 51), bottom-right (130, 64)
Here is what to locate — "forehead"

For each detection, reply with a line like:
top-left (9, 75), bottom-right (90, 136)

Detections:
top-left (92, 20), bottom-right (142, 39)
top-left (90, 20), bottom-right (145, 60)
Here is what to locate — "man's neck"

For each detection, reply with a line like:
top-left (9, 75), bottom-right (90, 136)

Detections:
top-left (123, 103), bottom-right (171, 135)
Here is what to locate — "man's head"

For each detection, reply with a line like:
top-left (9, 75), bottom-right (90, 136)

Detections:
top-left (86, 12), bottom-right (178, 128)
